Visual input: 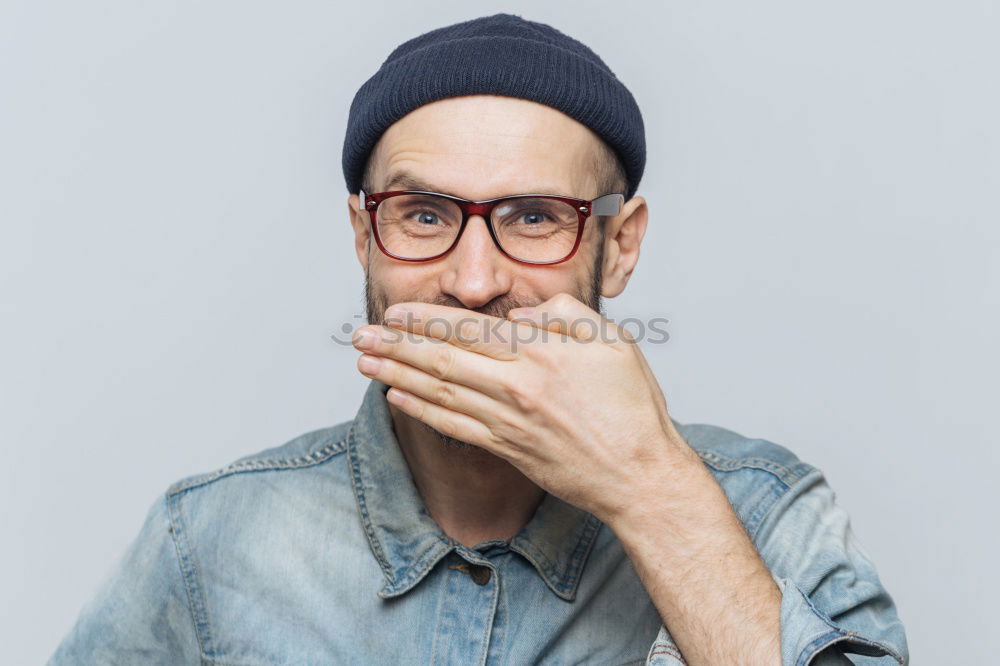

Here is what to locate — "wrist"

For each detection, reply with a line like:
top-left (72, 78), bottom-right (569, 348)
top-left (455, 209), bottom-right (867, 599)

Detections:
top-left (605, 435), bottom-right (720, 534)
top-left (606, 441), bottom-right (762, 585)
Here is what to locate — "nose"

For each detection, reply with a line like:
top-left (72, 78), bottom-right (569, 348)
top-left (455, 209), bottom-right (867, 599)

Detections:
top-left (438, 215), bottom-right (514, 309)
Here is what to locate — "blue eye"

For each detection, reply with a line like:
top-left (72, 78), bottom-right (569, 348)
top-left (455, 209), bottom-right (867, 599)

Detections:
top-left (416, 211), bottom-right (440, 225)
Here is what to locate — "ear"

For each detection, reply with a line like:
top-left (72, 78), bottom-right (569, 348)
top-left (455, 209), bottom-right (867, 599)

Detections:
top-left (347, 193), bottom-right (371, 271)
top-left (599, 195), bottom-right (648, 298)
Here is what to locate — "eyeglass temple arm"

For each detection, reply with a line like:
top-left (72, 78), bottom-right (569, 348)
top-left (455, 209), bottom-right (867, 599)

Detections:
top-left (590, 193), bottom-right (624, 216)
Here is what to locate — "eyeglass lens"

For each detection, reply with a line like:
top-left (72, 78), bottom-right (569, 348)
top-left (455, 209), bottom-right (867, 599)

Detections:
top-left (376, 193), bottom-right (581, 262)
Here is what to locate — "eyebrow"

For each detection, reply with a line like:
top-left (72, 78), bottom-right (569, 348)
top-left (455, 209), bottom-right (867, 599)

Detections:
top-left (383, 171), bottom-right (444, 194)
top-left (380, 169), bottom-right (575, 199)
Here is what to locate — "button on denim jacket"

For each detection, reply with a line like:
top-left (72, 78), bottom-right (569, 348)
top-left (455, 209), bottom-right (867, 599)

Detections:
top-left (50, 380), bottom-right (908, 665)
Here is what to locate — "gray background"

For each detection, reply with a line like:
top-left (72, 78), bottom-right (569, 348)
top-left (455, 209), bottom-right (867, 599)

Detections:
top-left (2, 1), bottom-right (997, 663)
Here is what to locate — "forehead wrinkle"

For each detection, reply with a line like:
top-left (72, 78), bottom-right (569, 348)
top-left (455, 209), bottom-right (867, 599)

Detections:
top-left (381, 166), bottom-right (583, 200)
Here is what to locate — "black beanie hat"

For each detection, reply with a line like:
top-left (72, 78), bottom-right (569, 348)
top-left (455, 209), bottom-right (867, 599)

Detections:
top-left (341, 13), bottom-right (646, 200)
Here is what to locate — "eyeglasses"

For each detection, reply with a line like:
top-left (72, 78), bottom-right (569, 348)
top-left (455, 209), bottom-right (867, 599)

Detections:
top-left (360, 189), bottom-right (625, 265)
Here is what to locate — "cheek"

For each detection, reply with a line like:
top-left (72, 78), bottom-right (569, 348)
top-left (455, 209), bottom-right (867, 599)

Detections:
top-left (516, 264), bottom-right (592, 303)
top-left (367, 260), bottom-right (443, 304)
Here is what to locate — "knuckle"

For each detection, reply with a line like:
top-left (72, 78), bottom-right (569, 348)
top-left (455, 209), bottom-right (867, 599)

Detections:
top-left (409, 399), bottom-right (425, 420)
top-left (457, 319), bottom-right (481, 343)
top-left (554, 292), bottom-right (578, 308)
top-left (430, 346), bottom-right (455, 379)
top-left (487, 430), bottom-right (508, 450)
top-left (382, 360), bottom-right (399, 384)
top-left (506, 379), bottom-right (541, 414)
top-left (526, 342), bottom-right (559, 368)
top-left (438, 416), bottom-right (460, 438)
top-left (433, 381), bottom-right (456, 408)
top-left (494, 373), bottom-right (516, 397)
top-left (498, 414), bottom-right (526, 438)
top-left (570, 319), bottom-right (597, 341)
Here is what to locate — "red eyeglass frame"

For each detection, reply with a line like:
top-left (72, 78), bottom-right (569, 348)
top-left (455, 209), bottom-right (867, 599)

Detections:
top-left (360, 189), bottom-right (625, 266)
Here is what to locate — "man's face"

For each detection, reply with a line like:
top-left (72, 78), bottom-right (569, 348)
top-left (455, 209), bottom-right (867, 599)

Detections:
top-left (348, 95), bottom-right (613, 447)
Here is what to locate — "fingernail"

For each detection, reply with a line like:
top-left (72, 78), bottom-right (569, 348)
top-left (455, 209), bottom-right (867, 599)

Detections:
top-left (353, 329), bottom-right (376, 350)
top-left (386, 387), bottom-right (409, 403)
top-left (385, 305), bottom-right (409, 322)
top-left (358, 355), bottom-right (382, 374)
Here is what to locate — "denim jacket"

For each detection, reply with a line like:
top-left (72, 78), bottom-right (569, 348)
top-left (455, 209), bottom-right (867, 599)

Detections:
top-left (50, 380), bottom-right (907, 665)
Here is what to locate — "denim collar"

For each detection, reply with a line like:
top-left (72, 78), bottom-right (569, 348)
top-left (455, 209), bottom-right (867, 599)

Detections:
top-left (347, 380), bottom-right (603, 601)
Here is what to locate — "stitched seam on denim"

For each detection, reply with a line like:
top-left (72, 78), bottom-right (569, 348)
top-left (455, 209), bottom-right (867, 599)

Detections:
top-left (346, 412), bottom-right (458, 597)
top-left (649, 644), bottom-right (686, 663)
top-left (509, 514), bottom-right (598, 602)
top-left (387, 537), bottom-right (453, 594)
top-left (168, 493), bottom-right (321, 666)
top-left (795, 630), bottom-right (847, 666)
top-left (560, 513), bottom-right (603, 597)
top-left (346, 422), bottom-right (395, 587)
top-left (509, 513), bottom-right (601, 600)
top-left (835, 633), bottom-right (906, 663)
top-left (491, 558), bottom-right (511, 662)
top-left (517, 538), bottom-right (558, 580)
top-left (792, 581), bottom-right (905, 663)
top-left (510, 542), bottom-right (570, 600)
top-left (510, 513), bottom-right (602, 598)
top-left (696, 448), bottom-right (808, 487)
top-left (476, 563), bottom-right (500, 666)
top-left (837, 633), bottom-right (906, 663)
top-left (200, 657), bottom-right (257, 666)
top-left (166, 437), bottom-right (348, 497)
top-left (750, 468), bottom-right (826, 543)
top-left (795, 629), bottom-right (904, 666)
top-left (796, 572), bottom-right (848, 632)
top-left (742, 478), bottom-right (787, 537)
top-left (511, 535), bottom-right (569, 598)
top-left (166, 491), bottom-right (213, 661)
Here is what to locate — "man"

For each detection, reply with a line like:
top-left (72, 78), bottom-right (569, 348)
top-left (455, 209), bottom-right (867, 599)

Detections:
top-left (51, 13), bottom-right (907, 665)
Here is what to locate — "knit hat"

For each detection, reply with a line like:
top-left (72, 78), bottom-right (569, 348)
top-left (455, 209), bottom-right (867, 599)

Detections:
top-left (341, 13), bottom-right (645, 200)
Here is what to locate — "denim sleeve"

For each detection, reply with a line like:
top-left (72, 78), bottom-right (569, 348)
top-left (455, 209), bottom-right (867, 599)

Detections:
top-left (48, 493), bottom-right (201, 665)
top-left (758, 470), bottom-right (908, 664)
top-left (646, 469), bottom-right (908, 666)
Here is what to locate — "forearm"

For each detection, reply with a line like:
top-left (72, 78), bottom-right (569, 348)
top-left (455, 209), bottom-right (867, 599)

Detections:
top-left (608, 442), bottom-right (781, 666)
